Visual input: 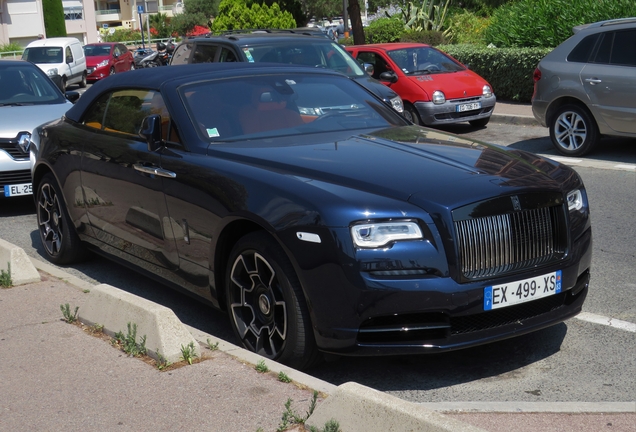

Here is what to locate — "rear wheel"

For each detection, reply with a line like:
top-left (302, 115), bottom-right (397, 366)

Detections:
top-left (549, 104), bottom-right (599, 156)
top-left (36, 173), bottom-right (88, 264)
top-left (225, 231), bottom-right (320, 369)
top-left (403, 103), bottom-right (422, 125)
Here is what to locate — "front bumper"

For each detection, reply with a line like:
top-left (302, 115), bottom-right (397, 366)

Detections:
top-left (415, 95), bottom-right (496, 126)
top-left (87, 66), bottom-right (109, 81)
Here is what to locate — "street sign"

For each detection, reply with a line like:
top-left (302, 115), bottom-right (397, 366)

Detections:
top-left (137, 5), bottom-right (144, 13)
top-left (102, 24), bottom-right (108, 29)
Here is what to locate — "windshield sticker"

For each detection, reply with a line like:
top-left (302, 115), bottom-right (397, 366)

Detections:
top-left (206, 128), bottom-right (220, 138)
top-left (243, 48), bottom-right (254, 63)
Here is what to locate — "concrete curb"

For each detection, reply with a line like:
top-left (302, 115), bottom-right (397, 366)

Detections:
top-left (0, 238), bottom-right (40, 286)
top-left (490, 113), bottom-right (539, 126)
top-left (306, 382), bottom-right (488, 432)
top-left (417, 402), bottom-right (636, 413)
top-left (79, 283), bottom-right (201, 363)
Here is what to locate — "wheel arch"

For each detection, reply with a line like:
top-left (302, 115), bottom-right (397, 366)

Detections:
top-left (545, 96), bottom-right (596, 130)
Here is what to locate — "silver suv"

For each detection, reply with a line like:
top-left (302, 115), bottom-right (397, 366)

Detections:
top-left (532, 18), bottom-right (636, 156)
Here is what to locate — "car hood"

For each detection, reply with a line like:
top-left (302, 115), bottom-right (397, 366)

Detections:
top-left (86, 55), bottom-right (109, 67)
top-left (409, 70), bottom-right (489, 99)
top-left (352, 75), bottom-right (399, 100)
top-left (0, 103), bottom-right (71, 138)
top-left (212, 126), bottom-right (572, 211)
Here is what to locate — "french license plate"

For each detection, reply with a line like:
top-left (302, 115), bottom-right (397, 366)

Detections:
top-left (456, 102), bottom-right (481, 112)
top-left (4, 183), bottom-right (32, 197)
top-left (484, 270), bottom-right (562, 310)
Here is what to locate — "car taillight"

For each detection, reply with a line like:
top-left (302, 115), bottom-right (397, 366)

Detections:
top-left (533, 68), bottom-right (541, 83)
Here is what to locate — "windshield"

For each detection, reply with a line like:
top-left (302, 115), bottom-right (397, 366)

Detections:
top-left (84, 44), bottom-right (112, 57)
top-left (240, 41), bottom-right (366, 78)
top-left (387, 47), bottom-right (465, 75)
top-left (0, 63), bottom-right (65, 106)
top-left (22, 47), bottom-right (64, 64)
top-left (181, 73), bottom-right (405, 142)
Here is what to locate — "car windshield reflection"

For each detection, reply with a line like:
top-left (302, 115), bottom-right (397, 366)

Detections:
top-left (0, 64), bottom-right (64, 105)
top-left (387, 47), bottom-right (465, 75)
top-left (182, 73), bottom-right (403, 141)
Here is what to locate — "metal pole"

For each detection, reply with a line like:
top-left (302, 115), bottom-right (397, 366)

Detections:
top-left (145, 1), bottom-right (151, 47)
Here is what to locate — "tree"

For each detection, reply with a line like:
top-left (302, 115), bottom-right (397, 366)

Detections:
top-left (348, 0), bottom-right (365, 44)
top-left (42, 0), bottom-right (67, 37)
top-left (211, 0), bottom-right (296, 33)
top-left (251, 0), bottom-right (307, 27)
top-left (149, 12), bottom-right (172, 38)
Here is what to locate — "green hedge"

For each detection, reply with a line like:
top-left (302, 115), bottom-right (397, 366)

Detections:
top-left (438, 44), bottom-right (552, 102)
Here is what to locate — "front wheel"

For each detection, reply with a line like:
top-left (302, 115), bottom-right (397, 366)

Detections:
top-left (109, 66), bottom-right (115, 76)
top-left (225, 232), bottom-right (320, 369)
top-left (549, 104), bottom-right (599, 156)
top-left (79, 73), bottom-right (87, 88)
top-left (36, 173), bottom-right (87, 264)
top-left (403, 104), bottom-right (421, 125)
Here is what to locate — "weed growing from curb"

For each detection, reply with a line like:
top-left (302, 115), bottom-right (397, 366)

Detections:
top-left (0, 263), bottom-right (12, 287)
top-left (179, 341), bottom-right (198, 365)
top-left (278, 371), bottom-right (292, 383)
top-left (113, 322), bottom-right (147, 357)
top-left (155, 349), bottom-right (171, 370)
top-left (60, 303), bottom-right (79, 323)
top-left (307, 419), bottom-right (342, 432)
top-left (276, 390), bottom-right (323, 432)
top-left (87, 323), bottom-right (104, 335)
top-left (255, 359), bottom-right (269, 373)
top-left (206, 338), bottom-right (219, 351)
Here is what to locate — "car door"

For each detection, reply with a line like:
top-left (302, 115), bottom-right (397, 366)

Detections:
top-left (112, 45), bottom-right (123, 72)
top-left (79, 88), bottom-right (179, 272)
top-left (581, 28), bottom-right (636, 134)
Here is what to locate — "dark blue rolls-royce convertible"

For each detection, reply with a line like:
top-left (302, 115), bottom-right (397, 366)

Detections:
top-left (30, 63), bottom-right (592, 369)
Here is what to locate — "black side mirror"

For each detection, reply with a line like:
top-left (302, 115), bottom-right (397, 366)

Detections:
top-left (139, 115), bottom-right (163, 152)
top-left (379, 71), bottom-right (398, 83)
top-left (65, 91), bottom-right (80, 103)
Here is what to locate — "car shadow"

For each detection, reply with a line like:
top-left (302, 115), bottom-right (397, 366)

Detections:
top-left (308, 323), bottom-right (568, 391)
top-left (0, 196), bottom-right (35, 216)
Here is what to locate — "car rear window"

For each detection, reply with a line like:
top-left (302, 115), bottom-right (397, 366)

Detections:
top-left (567, 34), bottom-right (599, 63)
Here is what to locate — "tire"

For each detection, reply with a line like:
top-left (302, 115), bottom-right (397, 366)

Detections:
top-left (403, 103), bottom-right (421, 125)
top-left (469, 117), bottom-right (490, 128)
top-left (549, 104), bottom-right (599, 156)
top-left (79, 73), bottom-right (87, 88)
top-left (60, 77), bottom-right (67, 92)
top-left (36, 173), bottom-right (87, 265)
top-left (109, 66), bottom-right (115, 76)
top-left (130, 63), bottom-right (135, 71)
top-left (225, 231), bottom-right (320, 370)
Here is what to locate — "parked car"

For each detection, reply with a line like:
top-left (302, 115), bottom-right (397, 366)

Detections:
top-left (22, 37), bottom-right (87, 91)
top-left (169, 32), bottom-right (404, 114)
top-left (532, 18), bottom-right (636, 156)
top-left (31, 63), bottom-right (591, 369)
top-left (84, 42), bottom-right (135, 82)
top-left (346, 43), bottom-right (496, 127)
top-left (0, 59), bottom-right (75, 198)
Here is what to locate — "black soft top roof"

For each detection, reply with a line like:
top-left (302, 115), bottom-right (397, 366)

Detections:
top-left (65, 62), bottom-right (341, 122)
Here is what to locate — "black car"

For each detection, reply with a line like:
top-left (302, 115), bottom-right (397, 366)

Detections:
top-left (31, 63), bottom-right (592, 369)
top-left (169, 32), bottom-right (404, 114)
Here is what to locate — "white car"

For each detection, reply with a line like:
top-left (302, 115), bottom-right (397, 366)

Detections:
top-left (0, 59), bottom-right (75, 198)
top-left (22, 37), bottom-right (87, 91)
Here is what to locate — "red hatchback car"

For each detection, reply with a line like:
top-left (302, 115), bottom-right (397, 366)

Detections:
top-left (84, 43), bottom-right (135, 82)
top-left (347, 43), bottom-right (496, 127)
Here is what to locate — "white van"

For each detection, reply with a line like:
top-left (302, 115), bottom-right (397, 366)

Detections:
top-left (22, 37), bottom-right (87, 90)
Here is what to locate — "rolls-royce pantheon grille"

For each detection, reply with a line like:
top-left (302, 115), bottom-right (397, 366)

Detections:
top-left (453, 193), bottom-right (567, 280)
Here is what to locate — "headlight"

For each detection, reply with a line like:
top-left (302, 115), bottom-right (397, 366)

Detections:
top-left (47, 68), bottom-right (58, 76)
top-left (97, 60), bottom-right (109, 68)
top-left (351, 221), bottom-right (423, 248)
top-left (483, 85), bottom-right (493, 98)
top-left (567, 189), bottom-right (586, 211)
top-left (432, 90), bottom-right (445, 104)
top-left (390, 95), bottom-right (404, 113)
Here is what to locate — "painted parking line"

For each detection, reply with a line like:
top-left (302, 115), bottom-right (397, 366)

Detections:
top-left (576, 312), bottom-right (636, 333)
top-left (540, 155), bottom-right (636, 172)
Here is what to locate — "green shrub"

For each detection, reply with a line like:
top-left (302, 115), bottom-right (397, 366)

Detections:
top-left (211, 0), bottom-right (296, 33)
top-left (485, 0), bottom-right (636, 48)
top-left (446, 10), bottom-right (490, 45)
top-left (365, 17), bottom-right (404, 43)
top-left (103, 28), bottom-right (143, 43)
top-left (400, 30), bottom-right (447, 45)
top-left (439, 44), bottom-right (552, 102)
top-left (0, 42), bottom-right (23, 53)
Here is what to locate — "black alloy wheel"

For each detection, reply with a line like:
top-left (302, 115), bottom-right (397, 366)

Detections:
top-left (226, 232), bottom-right (320, 369)
top-left (550, 104), bottom-right (599, 156)
top-left (36, 173), bottom-right (86, 264)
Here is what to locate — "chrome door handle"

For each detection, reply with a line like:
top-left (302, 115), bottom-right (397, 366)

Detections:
top-left (133, 164), bottom-right (176, 178)
top-left (585, 78), bottom-right (602, 85)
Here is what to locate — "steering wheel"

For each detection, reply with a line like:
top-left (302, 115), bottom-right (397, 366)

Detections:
top-left (421, 63), bottom-right (441, 72)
